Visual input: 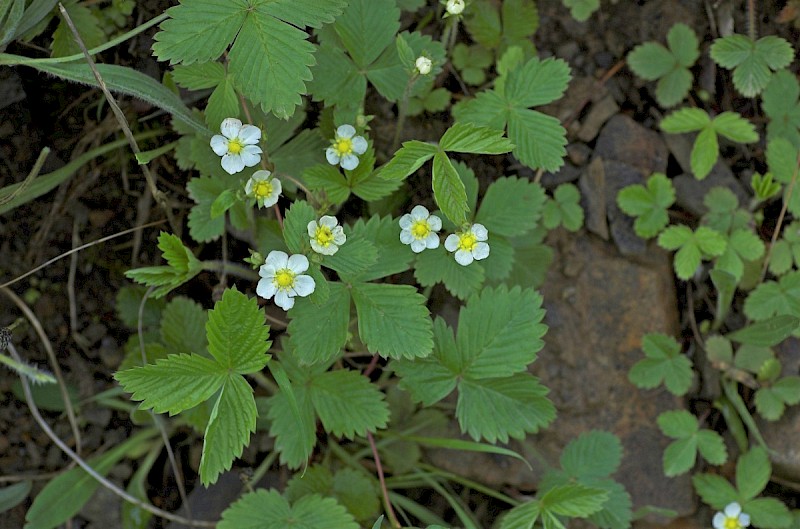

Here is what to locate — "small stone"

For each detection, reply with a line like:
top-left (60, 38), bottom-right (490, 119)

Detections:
top-left (567, 142), bottom-right (592, 166)
top-left (594, 114), bottom-right (669, 175)
top-left (577, 94), bottom-right (620, 142)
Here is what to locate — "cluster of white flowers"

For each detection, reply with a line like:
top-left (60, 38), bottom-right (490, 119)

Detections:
top-left (399, 205), bottom-right (490, 266)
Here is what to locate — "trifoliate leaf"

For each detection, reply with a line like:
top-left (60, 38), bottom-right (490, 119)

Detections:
top-left (218, 489), bottom-right (358, 529)
top-left (476, 177), bottom-right (546, 237)
top-left (439, 122), bottom-right (514, 154)
top-left (377, 140), bottom-right (438, 181)
top-left (616, 173), bottom-right (675, 238)
top-left (764, 70), bottom-right (800, 148)
top-left (283, 200), bottom-right (317, 254)
top-left (457, 374), bottom-right (555, 443)
top-left (414, 245), bottom-right (485, 300)
top-left (744, 271), bottom-right (800, 321)
top-left (560, 430), bottom-right (623, 479)
top-left (161, 297), bottom-right (208, 356)
top-left (710, 34), bottom-right (794, 97)
top-left (309, 369), bottom-right (390, 437)
top-left (286, 466), bottom-right (379, 522)
top-left (114, 353), bottom-right (226, 415)
top-left (737, 446), bottom-right (771, 500)
top-left (715, 229), bottom-right (766, 282)
top-left (206, 288), bottom-right (271, 373)
top-left (464, 0), bottom-right (538, 52)
top-left (344, 215), bottom-right (414, 282)
top-left (702, 187), bottom-right (748, 234)
top-left (658, 225), bottom-right (726, 279)
top-left (267, 384), bottom-right (316, 469)
top-left (628, 333), bottom-right (693, 395)
top-left (352, 282), bottom-right (433, 359)
top-left (288, 281), bottom-right (351, 365)
top-left (657, 410), bottom-right (726, 475)
top-left (432, 151), bottom-right (469, 226)
top-left (456, 286), bottom-right (547, 379)
top-left (304, 164), bottom-right (351, 205)
top-left (199, 374), bottom-right (257, 485)
top-left (692, 474), bottom-right (738, 509)
top-left (542, 183), bottom-right (584, 231)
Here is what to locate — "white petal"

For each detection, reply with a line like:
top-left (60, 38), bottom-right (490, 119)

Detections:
top-left (444, 234), bottom-right (460, 251)
top-left (256, 278), bottom-right (277, 300)
top-left (713, 513), bottom-right (725, 529)
top-left (472, 223), bottom-right (488, 240)
top-left (472, 242), bottom-right (490, 260)
top-left (399, 214), bottom-right (413, 229)
top-left (240, 146), bottom-right (262, 167)
top-left (336, 124), bottom-right (355, 139)
top-left (262, 190), bottom-right (280, 208)
top-left (410, 205), bottom-right (429, 220)
top-left (287, 253), bottom-right (309, 273)
top-left (210, 135), bottom-right (229, 156)
top-left (332, 228), bottom-right (346, 245)
top-left (455, 249), bottom-right (474, 266)
top-left (340, 154), bottom-right (359, 170)
top-left (312, 240), bottom-right (337, 255)
top-left (251, 169), bottom-right (271, 181)
top-left (351, 135), bottom-right (368, 154)
top-left (265, 250), bottom-right (289, 268)
top-left (425, 233), bottom-right (440, 249)
top-left (238, 124), bottom-right (261, 144)
top-left (272, 178), bottom-right (282, 196)
top-left (274, 291), bottom-right (295, 311)
top-left (725, 504), bottom-right (742, 518)
top-left (400, 229), bottom-right (415, 244)
top-left (307, 220), bottom-right (319, 237)
top-left (293, 274), bottom-right (316, 297)
top-left (319, 215), bottom-right (338, 228)
top-left (259, 264), bottom-right (277, 278)
top-left (326, 148), bottom-right (340, 165)
top-left (221, 154), bottom-right (244, 175)
top-left (427, 215), bottom-right (442, 231)
top-left (220, 118), bottom-right (242, 139)
top-left (740, 514), bottom-right (750, 527)
top-left (245, 178), bottom-right (254, 195)
top-left (410, 239), bottom-right (426, 253)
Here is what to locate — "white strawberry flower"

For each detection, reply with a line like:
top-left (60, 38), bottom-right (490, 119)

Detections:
top-left (445, 0), bottom-right (465, 15)
top-left (244, 170), bottom-right (281, 208)
top-left (210, 118), bottom-right (262, 175)
top-left (308, 216), bottom-right (346, 256)
top-left (713, 503), bottom-right (750, 529)
top-left (444, 223), bottom-right (490, 266)
top-left (415, 56), bottom-right (433, 75)
top-left (326, 125), bottom-right (368, 171)
top-left (399, 205), bottom-right (441, 253)
top-left (256, 251), bottom-right (316, 311)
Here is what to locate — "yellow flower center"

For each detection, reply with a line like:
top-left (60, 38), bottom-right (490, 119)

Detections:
top-left (228, 139), bottom-right (244, 155)
top-left (457, 232), bottom-right (478, 251)
top-left (253, 180), bottom-right (273, 199)
top-left (314, 225), bottom-right (335, 247)
top-left (724, 518), bottom-right (741, 529)
top-left (333, 138), bottom-right (353, 156)
top-left (274, 269), bottom-right (295, 289)
top-left (411, 220), bottom-right (431, 240)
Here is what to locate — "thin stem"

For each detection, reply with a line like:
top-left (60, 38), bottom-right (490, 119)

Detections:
top-left (747, 0), bottom-right (756, 41)
top-left (391, 76), bottom-right (418, 152)
top-left (249, 371), bottom-right (279, 394)
top-left (760, 153), bottom-right (800, 283)
top-left (201, 260), bottom-right (260, 281)
top-left (7, 342), bottom-right (217, 527)
top-left (367, 431), bottom-right (401, 529)
top-left (0, 147), bottom-right (49, 206)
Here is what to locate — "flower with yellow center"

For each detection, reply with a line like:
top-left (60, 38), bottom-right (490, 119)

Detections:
top-left (444, 223), bottom-right (489, 266)
top-left (399, 205), bottom-right (441, 253)
top-left (325, 124), bottom-right (368, 170)
top-left (307, 216), bottom-right (346, 255)
top-left (245, 170), bottom-right (282, 208)
top-left (713, 503), bottom-right (750, 529)
top-left (415, 56), bottom-right (433, 75)
top-left (257, 251), bottom-right (316, 311)
top-left (210, 118), bottom-right (263, 175)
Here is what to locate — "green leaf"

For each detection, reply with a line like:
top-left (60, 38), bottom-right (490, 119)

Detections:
top-left (562, 0), bottom-right (599, 21)
top-left (560, 430), bottom-right (623, 479)
top-left (345, 215), bottom-right (414, 282)
top-left (24, 430), bottom-right (158, 529)
top-left (657, 409), bottom-right (698, 438)
top-left (669, 22), bottom-right (701, 66)
top-left (691, 127), bottom-right (719, 180)
top-left (661, 108), bottom-right (711, 133)
top-left (457, 374), bottom-right (555, 443)
top-left (267, 381), bottom-right (316, 469)
top-left (161, 297), bottom-right (208, 356)
top-left (0, 480), bottom-right (30, 515)
top-left (322, 237), bottom-right (378, 278)
top-left (199, 374), bottom-right (257, 485)
top-left (172, 62), bottom-right (225, 90)
top-left (218, 489), bottom-right (358, 529)
top-left (283, 200), bottom-right (317, 254)
top-left (736, 446), bottom-right (771, 500)
top-left (432, 151), bottom-right (469, 226)
top-left (51, 2), bottom-right (104, 57)
top-left (304, 164), bottom-right (351, 204)
top-left (726, 315), bottom-right (800, 347)
top-left (377, 140), bottom-right (437, 180)
top-left (352, 283), bottom-right (433, 359)
top-left (662, 437), bottom-right (697, 476)
top-left (658, 225), bottom-right (726, 280)
top-left (456, 286), bottom-right (547, 379)
top-left (476, 177), bottom-right (546, 237)
top-left (627, 42), bottom-right (674, 80)
top-left (310, 369), bottom-right (390, 437)
top-left (616, 173), bottom-right (675, 238)
top-left (186, 175), bottom-right (227, 242)
top-left (692, 473), bottom-right (738, 509)
top-left (288, 282), bottom-right (351, 365)
top-left (713, 112), bottom-right (759, 143)
top-left (540, 484), bottom-right (608, 517)
top-left (744, 271), bottom-right (800, 321)
top-left (773, 376), bottom-right (800, 404)
top-left (393, 318), bottom-right (460, 405)
top-left (507, 108), bottom-right (568, 172)
top-left (705, 335), bottom-right (733, 365)
top-left (743, 498), bottom-right (793, 529)
top-left (210, 187), bottom-right (237, 219)
top-left (205, 76), bottom-right (240, 131)
top-left (334, 0), bottom-right (399, 68)
top-left (206, 288), bottom-right (271, 373)
top-left (286, 466), bottom-right (379, 522)
top-left (696, 430), bottom-right (728, 466)
top-left (414, 245), bottom-right (485, 300)
top-left (710, 34), bottom-right (794, 97)
top-left (628, 333), bottom-right (693, 395)
top-left (766, 137), bottom-right (797, 184)
top-left (439, 122), bottom-right (514, 154)
top-left (764, 70), bottom-right (800, 148)
top-left (500, 501), bottom-right (540, 529)
top-left (115, 353), bottom-right (226, 415)
top-left (543, 183), bottom-right (584, 231)
top-left (755, 387), bottom-right (785, 421)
